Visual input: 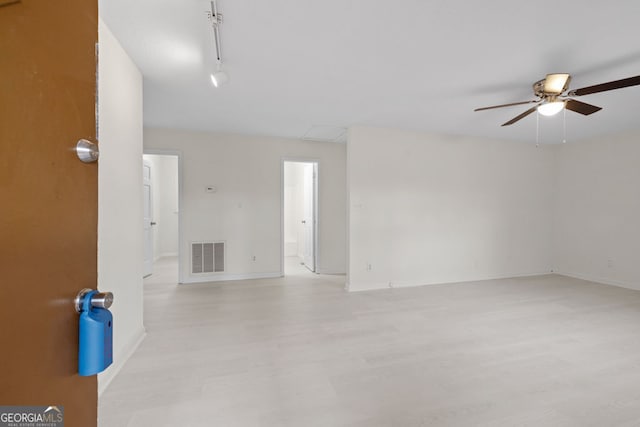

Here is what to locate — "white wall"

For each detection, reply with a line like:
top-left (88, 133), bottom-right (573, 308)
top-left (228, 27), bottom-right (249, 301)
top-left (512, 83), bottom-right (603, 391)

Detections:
top-left (348, 126), bottom-right (554, 291)
top-left (144, 128), bottom-right (347, 281)
top-left (97, 19), bottom-right (145, 394)
top-left (144, 154), bottom-right (179, 260)
top-left (553, 131), bottom-right (640, 289)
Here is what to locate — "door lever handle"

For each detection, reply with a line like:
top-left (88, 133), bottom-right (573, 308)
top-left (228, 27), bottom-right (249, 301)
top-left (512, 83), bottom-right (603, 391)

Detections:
top-left (150, 221), bottom-right (157, 226)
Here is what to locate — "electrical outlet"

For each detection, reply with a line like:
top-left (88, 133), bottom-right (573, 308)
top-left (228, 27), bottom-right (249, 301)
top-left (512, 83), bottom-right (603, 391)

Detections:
top-left (607, 258), bottom-right (613, 268)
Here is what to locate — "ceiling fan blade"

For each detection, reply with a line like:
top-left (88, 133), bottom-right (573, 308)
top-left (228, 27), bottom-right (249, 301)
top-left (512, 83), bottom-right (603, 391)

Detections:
top-left (565, 99), bottom-right (602, 115)
top-left (544, 73), bottom-right (571, 94)
top-left (501, 106), bottom-right (537, 126)
top-left (569, 75), bottom-right (640, 96)
top-left (474, 100), bottom-right (538, 112)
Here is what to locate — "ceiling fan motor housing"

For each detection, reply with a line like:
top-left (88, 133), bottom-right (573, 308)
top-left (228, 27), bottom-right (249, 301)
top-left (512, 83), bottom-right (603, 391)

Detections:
top-left (534, 74), bottom-right (571, 99)
top-left (533, 79), bottom-right (547, 98)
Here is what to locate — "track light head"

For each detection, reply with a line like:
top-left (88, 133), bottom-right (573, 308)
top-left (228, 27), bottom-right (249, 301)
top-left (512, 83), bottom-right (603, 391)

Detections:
top-left (210, 69), bottom-right (229, 87)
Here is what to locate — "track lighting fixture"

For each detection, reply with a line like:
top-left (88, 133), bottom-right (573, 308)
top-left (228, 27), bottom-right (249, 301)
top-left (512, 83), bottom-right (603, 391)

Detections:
top-left (205, 0), bottom-right (228, 87)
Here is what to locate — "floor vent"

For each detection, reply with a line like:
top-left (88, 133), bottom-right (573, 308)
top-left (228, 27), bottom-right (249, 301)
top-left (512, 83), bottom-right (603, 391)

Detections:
top-left (191, 242), bottom-right (225, 274)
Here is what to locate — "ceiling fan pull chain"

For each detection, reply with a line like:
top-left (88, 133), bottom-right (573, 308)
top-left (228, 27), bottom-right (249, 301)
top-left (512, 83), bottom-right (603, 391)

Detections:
top-left (563, 108), bottom-right (567, 144)
top-left (536, 110), bottom-right (539, 148)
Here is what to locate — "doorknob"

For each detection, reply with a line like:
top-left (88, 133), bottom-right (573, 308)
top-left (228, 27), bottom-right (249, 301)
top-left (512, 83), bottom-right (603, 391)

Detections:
top-left (75, 288), bottom-right (114, 312)
top-left (301, 220), bottom-right (306, 224)
top-left (150, 221), bottom-right (157, 226)
top-left (76, 139), bottom-right (99, 163)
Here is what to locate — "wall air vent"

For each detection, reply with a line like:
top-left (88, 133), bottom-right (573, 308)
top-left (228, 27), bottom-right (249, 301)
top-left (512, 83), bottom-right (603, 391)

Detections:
top-left (191, 242), bottom-right (225, 274)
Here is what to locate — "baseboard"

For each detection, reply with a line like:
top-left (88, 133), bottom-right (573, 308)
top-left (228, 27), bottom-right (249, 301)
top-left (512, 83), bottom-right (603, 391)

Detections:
top-left (315, 268), bottom-right (346, 275)
top-left (98, 326), bottom-right (146, 396)
top-left (153, 253), bottom-right (178, 262)
top-left (347, 271), bottom-right (553, 292)
top-left (158, 252), bottom-right (178, 258)
top-left (181, 271), bottom-right (282, 284)
top-left (347, 282), bottom-right (391, 292)
top-left (555, 271), bottom-right (639, 291)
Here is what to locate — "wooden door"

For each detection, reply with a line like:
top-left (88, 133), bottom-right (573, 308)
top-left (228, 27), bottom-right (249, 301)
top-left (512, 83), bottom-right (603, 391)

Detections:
top-left (0, 0), bottom-right (99, 426)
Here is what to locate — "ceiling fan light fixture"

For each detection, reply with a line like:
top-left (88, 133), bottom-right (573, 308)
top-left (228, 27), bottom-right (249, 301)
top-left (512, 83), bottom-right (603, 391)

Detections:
top-left (476, 71), bottom-right (640, 127)
top-left (537, 100), bottom-right (565, 116)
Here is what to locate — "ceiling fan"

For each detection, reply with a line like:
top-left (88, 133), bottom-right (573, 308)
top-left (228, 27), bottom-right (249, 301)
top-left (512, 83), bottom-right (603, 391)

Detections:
top-left (475, 73), bottom-right (640, 126)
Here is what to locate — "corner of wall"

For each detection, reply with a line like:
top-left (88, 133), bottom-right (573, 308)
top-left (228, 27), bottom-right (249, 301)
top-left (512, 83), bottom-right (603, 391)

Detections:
top-left (97, 19), bottom-right (145, 394)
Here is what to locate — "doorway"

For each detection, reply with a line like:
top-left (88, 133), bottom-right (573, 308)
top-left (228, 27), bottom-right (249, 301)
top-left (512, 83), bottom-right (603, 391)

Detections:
top-left (142, 152), bottom-right (181, 281)
top-left (283, 160), bottom-right (318, 275)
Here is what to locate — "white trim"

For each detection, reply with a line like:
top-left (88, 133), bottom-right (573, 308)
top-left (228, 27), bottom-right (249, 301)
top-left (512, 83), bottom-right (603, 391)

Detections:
top-left (313, 162), bottom-right (319, 273)
top-left (345, 129), bottom-right (352, 291)
top-left (154, 252), bottom-right (178, 262)
top-left (158, 252), bottom-right (178, 258)
top-left (315, 268), bottom-right (346, 275)
top-left (143, 149), bottom-right (184, 284)
top-left (98, 326), bottom-right (146, 396)
top-left (142, 159), bottom-right (153, 277)
top-left (280, 161), bottom-right (284, 277)
top-left (180, 271), bottom-right (282, 284)
top-left (281, 158), bottom-right (320, 276)
top-left (347, 271), bottom-right (554, 292)
top-left (555, 271), bottom-right (639, 291)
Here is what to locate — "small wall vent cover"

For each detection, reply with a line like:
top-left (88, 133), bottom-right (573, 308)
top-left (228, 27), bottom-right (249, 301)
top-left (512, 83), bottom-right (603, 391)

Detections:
top-left (191, 242), bottom-right (225, 274)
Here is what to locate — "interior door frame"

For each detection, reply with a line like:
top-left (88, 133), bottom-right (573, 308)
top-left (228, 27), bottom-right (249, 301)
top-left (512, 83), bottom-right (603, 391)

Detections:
top-left (144, 149), bottom-right (184, 284)
top-left (281, 157), bottom-right (319, 275)
top-left (143, 158), bottom-right (153, 277)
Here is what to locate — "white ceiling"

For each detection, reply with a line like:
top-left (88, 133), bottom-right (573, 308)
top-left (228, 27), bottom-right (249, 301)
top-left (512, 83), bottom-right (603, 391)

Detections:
top-left (100, 0), bottom-right (640, 144)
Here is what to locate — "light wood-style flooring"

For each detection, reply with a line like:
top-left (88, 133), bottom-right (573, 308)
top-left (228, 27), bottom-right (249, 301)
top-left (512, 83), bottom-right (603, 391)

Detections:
top-left (99, 258), bottom-right (640, 426)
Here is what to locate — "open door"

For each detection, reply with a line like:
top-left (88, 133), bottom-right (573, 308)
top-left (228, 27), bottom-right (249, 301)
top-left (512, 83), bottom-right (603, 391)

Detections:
top-left (143, 160), bottom-right (153, 277)
top-left (0, 0), bottom-right (99, 425)
top-left (302, 163), bottom-right (317, 272)
top-left (283, 160), bottom-right (318, 274)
